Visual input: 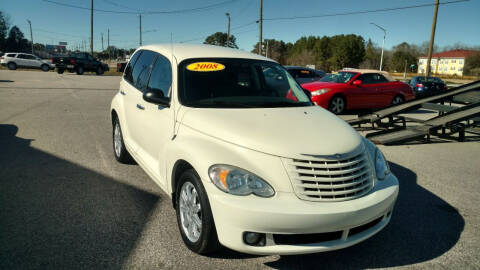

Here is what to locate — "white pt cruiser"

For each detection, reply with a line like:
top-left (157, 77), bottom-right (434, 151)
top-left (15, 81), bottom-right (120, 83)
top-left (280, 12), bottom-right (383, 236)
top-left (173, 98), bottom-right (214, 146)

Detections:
top-left (110, 44), bottom-right (399, 255)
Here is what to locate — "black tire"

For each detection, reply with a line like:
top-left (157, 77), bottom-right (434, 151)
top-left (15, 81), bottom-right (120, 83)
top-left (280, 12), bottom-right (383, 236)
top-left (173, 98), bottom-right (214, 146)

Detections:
top-left (76, 66), bottom-right (84, 75)
top-left (96, 66), bottom-right (104, 75)
top-left (392, 95), bottom-right (404, 105)
top-left (329, 95), bottom-right (346, 115)
top-left (41, 64), bottom-right (49, 72)
top-left (176, 169), bottom-right (220, 254)
top-left (112, 117), bottom-right (134, 164)
top-left (57, 69), bottom-right (64, 74)
top-left (7, 62), bottom-right (17, 70)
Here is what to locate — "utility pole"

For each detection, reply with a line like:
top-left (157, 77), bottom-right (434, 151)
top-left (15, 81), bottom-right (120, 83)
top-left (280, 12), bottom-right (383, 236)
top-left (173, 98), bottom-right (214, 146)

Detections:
top-left (139, 14), bottom-right (142, 46)
top-left (27, 20), bottom-right (34, 54)
top-left (266, 40), bottom-right (269, 58)
top-left (107, 29), bottom-right (110, 60)
top-left (225, 13), bottom-right (230, 47)
top-left (370, 22), bottom-right (386, 71)
top-left (90, 0), bottom-right (93, 55)
top-left (101, 32), bottom-right (104, 51)
top-left (258, 0), bottom-right (262, 55)
top-left (403, 59), bottom-right (407, 79)
top-left (425, 0), bottom-right (439, 78)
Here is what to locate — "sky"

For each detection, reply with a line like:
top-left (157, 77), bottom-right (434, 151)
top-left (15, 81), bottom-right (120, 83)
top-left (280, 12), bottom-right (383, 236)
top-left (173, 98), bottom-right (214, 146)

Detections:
top-left (1, 0), bottom-right (479, 53)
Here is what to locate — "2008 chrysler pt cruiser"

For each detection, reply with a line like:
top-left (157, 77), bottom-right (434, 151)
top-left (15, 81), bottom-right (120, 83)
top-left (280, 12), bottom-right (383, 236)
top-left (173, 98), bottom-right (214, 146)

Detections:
top-left (110, 44), bottom-right (399, 255)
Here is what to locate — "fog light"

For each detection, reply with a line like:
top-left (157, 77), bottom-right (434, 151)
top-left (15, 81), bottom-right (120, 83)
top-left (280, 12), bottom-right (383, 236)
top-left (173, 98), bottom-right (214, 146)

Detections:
top-left (243, 232), bottom-right (266, 246)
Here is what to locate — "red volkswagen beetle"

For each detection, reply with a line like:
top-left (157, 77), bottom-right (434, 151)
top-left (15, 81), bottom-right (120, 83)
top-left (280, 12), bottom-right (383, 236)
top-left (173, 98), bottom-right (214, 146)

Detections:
top-left (301, 69), bottom-right (415, 114)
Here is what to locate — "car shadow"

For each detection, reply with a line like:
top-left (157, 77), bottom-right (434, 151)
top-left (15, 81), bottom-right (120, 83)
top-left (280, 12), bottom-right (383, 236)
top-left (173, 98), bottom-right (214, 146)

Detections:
top-left (0, 124), bottom-right (159, 269)
top-left (262, 162), bottom-right (464, 269)
top-left (0, 80), bottom-right (14, 82)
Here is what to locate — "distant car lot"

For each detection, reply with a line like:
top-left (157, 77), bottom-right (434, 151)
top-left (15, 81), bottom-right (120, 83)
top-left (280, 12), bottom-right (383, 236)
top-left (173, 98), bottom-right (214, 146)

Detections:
top-left (0, 70), bottom-right (479, 269)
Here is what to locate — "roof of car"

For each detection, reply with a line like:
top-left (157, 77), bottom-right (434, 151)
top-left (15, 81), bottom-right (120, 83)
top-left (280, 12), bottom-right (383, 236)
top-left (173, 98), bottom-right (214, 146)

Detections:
top-left (139, 44), bottom-right (273, 63)
top-left (339, 68), bottom-right (394, 81)
top-left (284, 66), bottom-right (313, 70)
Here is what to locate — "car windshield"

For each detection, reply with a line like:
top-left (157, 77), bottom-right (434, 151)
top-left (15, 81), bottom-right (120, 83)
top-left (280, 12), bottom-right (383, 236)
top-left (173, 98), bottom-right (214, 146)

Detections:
top-left (319, 71), bottom-right (357, 83)
top-left (178, 58), bottom-right (312, 108)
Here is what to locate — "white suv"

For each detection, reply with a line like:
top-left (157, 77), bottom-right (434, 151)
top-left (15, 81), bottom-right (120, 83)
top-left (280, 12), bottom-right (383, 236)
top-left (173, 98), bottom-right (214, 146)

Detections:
top-left (1, 53), bottom-right (53, 71)
top-left (110, 44), bottom-right (399, 255)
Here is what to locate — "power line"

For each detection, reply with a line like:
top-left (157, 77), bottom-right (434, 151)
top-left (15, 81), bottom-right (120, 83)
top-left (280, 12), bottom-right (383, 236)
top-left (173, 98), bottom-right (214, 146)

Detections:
top-left (231, 21), bottom-right (256, 30)
top-left (264, 0), bottom-right (469, 21)
top-left (42, 0), bottom-right (240, 15)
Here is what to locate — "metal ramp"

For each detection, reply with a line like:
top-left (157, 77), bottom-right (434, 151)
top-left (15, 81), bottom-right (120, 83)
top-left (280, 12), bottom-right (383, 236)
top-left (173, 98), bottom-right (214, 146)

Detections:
top-left (347, 80), bottom-right (480, 127)
top-left (366, 102), bottom-right (480, 145)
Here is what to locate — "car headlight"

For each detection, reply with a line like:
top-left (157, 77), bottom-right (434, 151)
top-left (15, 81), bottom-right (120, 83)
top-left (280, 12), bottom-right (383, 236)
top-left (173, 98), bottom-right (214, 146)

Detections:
top-left (208, 165), bottom-right (275, 197)
top-left (363, 138), bottom-right (391, 180)
top-left (311, 88), bottom-right (330, 96)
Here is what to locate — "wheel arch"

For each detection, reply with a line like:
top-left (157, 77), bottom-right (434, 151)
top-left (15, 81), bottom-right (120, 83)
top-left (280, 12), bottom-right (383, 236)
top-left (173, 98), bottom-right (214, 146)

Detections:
top-left (171, 159), bottom-right (195, 209)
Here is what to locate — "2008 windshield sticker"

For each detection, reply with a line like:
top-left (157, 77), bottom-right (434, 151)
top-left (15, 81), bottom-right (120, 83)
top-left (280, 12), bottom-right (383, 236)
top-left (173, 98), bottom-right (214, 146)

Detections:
top-left (186, 62), bottom-right (225, 72)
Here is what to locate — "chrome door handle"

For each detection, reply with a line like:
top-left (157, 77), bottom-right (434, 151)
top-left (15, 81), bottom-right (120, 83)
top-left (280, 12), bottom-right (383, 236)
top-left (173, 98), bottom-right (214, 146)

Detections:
top-left (120, 90), bottom-right (126, 95)
top-left (136, 104), bottom-right (145, 110)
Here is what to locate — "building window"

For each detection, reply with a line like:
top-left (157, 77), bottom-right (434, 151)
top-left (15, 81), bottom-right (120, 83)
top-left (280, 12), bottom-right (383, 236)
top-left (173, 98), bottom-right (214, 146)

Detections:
top-left (458, 67), bottom-right (463, 71)
top-left (459, 59), bottom-right (464, 65)
top-left (451, 59), bottom-right (456, 63)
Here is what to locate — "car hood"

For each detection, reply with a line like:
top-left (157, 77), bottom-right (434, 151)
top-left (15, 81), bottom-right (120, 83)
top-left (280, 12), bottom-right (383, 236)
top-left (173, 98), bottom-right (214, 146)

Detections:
top-left (301, 81), bottom-right (346, 91)
top-left (180, 106), bottom-right (362, 159)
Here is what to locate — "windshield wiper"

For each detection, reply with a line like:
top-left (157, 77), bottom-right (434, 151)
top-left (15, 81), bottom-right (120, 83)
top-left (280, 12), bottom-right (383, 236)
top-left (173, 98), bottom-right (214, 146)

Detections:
top-left (255, 101), bottom-right (311, 108)
top-left (193, 100), bottom-right (256, 108)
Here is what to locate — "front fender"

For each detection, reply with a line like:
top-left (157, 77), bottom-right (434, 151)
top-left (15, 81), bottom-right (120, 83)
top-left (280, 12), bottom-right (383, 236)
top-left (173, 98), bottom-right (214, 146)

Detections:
top-left (165, 124), bottom-right (294, 195)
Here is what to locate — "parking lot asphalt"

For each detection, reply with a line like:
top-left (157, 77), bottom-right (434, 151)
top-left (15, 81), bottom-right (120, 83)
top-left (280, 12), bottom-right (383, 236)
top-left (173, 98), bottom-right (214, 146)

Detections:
top-left (1, 70), bottom-right (479, 270)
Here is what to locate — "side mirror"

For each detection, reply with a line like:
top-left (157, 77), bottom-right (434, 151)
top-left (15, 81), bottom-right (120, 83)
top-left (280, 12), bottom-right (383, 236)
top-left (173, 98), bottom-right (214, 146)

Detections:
top-left (143, 89), bottom-right (170, 107)
top-left (352, 80), bottom-right (362, 86)
top-left (302, 88), bottom-right (312, 100)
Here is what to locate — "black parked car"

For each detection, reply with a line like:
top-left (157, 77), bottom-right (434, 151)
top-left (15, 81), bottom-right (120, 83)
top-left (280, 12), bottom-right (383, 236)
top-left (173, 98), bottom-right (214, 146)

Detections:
top-left (52, 52), bottom-right (109, 75)
top-left (409, 76), bottom-right (447, 97)
top-left (285, 66), bottom-right (325, 84)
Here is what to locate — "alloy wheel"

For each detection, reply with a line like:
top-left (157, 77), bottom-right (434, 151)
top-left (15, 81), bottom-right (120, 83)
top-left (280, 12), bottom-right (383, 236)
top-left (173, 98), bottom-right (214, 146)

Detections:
top-left (330, 97), bottom-right (345, 114)
top-left (113, 123), bottom-right (122, 158)
top-left (179, 181), bottom-right (202, 243)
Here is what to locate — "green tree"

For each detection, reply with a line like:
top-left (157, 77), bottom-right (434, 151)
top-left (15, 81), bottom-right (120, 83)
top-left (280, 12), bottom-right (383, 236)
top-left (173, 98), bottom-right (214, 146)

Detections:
top-left (464, 52), bottom-right (480, 76)
top-left (204, 32), bottom-right (238, 48)
top-left (251, 39), bottom-right (288, 64)
top-left (360, 39), bottom-right (381, 69)
top-left (328, 34), bottom-right (365, 70)
top-left (0, 11), bottom-right (10, 52)
top-left (5, 26), bottom-right (29, 52)
top-left (387, 42), bottom-right (419, 72)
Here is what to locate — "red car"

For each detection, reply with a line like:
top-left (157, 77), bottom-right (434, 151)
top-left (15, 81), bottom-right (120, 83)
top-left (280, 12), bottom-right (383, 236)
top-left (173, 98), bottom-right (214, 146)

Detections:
top-left (301, 69), bottom-right (415, 114)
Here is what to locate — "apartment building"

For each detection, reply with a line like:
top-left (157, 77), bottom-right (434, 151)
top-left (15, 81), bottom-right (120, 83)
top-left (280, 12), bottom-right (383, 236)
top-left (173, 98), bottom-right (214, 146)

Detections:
top-left (417, 49), bottom-right (477, 76)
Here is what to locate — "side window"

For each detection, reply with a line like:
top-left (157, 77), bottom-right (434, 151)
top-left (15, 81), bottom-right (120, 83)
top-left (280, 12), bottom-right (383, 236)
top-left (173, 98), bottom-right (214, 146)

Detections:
top-left (147, 54), bottom-right (172, 98)
top-left (6, 53), bottom-right (16, 57)
top-left (358, 74), bottom-right (374, 84)
top-left (87, 54), bottom-right (93, 61)
top-left (131, 50), bottom-right (157, 91)
top-left (25, 55), bottom-right (36, 60)
top-left (124, 50), bottom-right (142, 84)
top-left (374, 74), bottom-right (389, 83)
top-left (17, 54), bottom-right (27, 59)
top-left (298, 69), bottom-right (313, 78)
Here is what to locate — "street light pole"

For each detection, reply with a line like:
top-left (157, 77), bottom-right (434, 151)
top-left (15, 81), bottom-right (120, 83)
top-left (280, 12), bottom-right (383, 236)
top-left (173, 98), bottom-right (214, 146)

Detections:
top-left (139, 14), bottom-right (142, 46)
top-left (27, 20), bottom-right (33, 54)
top-left (258, 0), bottom-right (263, 55)
top-left (225, 13), bottom-right (230, 47)
top-left (90, 0), bottom-right (93, 55)
top-left (370, 22), bottom-right (386, 71)
top-left (426, 0), bottom-right (440, 78)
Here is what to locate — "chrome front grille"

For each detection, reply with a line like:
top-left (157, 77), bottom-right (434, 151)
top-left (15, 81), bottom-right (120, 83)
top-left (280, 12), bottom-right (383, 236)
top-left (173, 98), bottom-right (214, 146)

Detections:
top-left (284, 148), bottom-right (374, 202)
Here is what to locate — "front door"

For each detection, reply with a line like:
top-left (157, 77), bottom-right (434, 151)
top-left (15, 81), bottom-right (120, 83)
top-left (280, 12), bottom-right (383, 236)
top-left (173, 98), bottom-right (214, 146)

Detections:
top-left (135, 53), bottom-right (175, 187)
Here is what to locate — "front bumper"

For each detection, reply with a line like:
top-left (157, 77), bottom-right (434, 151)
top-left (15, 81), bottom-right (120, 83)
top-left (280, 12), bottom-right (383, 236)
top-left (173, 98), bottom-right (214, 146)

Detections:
top-left (206, 173), bottom-right (398, 255)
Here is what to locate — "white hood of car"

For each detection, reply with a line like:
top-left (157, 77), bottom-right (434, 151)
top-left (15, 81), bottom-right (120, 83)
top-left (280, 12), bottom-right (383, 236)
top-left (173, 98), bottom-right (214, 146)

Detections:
top-left (180, 106), bottom-right (362, 158)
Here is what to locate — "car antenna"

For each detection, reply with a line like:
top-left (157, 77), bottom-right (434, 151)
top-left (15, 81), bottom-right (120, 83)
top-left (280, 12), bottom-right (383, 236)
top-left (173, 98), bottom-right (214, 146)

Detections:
top-left (171, 32), bottom-right (178, 140)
